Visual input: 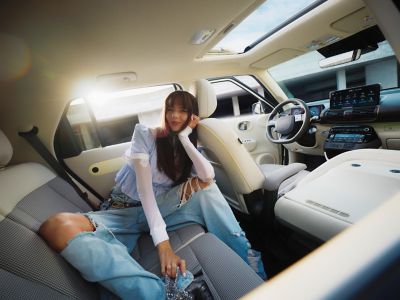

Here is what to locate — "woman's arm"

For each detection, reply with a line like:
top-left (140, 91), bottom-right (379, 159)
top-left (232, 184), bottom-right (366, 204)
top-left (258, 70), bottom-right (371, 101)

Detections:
top-left (133, 157), bottom-right (186, 278)
top-left (134, 157), bottom-right (168, 245)
top-left (178, 116), bottom-right (214, 182)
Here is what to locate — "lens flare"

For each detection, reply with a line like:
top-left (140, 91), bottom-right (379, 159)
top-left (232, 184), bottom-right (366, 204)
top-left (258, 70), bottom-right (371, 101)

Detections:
top-left (0, 33), bottom-right (31, 81)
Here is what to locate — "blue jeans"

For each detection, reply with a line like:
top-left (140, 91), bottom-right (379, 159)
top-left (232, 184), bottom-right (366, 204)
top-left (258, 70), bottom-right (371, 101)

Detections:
top-left (61, 182), bottom-right (266, 300)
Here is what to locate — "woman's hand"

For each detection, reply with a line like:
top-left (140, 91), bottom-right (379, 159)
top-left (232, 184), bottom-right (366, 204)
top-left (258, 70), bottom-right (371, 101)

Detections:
top-left (157, 240), bottom-right (186, 278)
top-left (188, 114), bottom-right (200, 129)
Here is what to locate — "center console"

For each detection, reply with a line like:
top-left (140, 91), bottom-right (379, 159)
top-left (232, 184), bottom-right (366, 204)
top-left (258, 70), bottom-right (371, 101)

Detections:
top-left (321, 84), bottom-right (382, 157)
top-left (324, 125), bottom-right (381, 157)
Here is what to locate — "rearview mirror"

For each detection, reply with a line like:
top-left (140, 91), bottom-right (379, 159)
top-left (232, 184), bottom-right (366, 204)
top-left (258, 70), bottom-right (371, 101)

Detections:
top-left (319, 49), bottom-right (361, 68)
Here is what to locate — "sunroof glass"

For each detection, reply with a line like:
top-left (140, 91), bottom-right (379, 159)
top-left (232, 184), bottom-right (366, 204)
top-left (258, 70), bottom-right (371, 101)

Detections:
top-left (211, 0), bottom-right (324, 54)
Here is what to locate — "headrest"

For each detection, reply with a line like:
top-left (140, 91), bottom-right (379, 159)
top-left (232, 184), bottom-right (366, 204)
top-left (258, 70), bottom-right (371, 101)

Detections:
top-left (195, 79), bottom-right (217, 118)
top-left (0, 130), bottom-right (13, 168)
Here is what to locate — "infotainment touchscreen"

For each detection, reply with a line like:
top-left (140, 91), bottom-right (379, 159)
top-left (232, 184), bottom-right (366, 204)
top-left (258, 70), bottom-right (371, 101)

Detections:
top-left (329, 84), bottom-right (380, 110)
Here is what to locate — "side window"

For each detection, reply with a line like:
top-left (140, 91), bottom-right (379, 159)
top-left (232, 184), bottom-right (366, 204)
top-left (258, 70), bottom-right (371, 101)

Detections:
top-left (209, 76), bottom-right (273, 118)
top-left (56, 84), bottom-right (177, 158)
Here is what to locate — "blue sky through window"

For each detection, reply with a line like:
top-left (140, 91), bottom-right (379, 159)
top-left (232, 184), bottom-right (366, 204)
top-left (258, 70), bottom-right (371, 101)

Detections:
top-left (211, 0), bottom-right (320, 54)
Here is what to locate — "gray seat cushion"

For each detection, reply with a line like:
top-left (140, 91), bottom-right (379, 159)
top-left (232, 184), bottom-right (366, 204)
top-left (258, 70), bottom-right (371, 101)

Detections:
top-left (1, 165), bottom-right (263, 299)
top-left (7, 176), bottom-right (93, 232)
top-left (0, 217), bottom-right (99, 299)
top-left (133, 224), bottom-right (206, 276)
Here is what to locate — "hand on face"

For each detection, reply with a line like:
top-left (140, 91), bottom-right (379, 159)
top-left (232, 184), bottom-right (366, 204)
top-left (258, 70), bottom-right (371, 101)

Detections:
top-left (188, 114), bottom-right (200, 129)
top-left (165, 102), bottom-right (199, 132)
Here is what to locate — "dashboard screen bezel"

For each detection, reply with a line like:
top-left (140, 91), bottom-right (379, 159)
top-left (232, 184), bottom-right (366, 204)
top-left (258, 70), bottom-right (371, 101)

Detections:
top-left (329, 84), bottom-right (381, 110)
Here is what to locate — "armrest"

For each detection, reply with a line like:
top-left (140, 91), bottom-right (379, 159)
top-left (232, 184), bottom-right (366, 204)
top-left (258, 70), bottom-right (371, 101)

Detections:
top-left (260, 163), bottom-right (306, 191)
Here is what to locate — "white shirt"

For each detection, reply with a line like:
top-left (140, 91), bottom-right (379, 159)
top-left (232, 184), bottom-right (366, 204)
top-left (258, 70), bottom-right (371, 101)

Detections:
top-left (115, 123), bottom-right (214, 245)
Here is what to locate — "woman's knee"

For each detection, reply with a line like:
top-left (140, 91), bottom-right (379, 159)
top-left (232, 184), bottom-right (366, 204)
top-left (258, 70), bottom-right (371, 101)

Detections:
top-left (196, 177), bottom-right (213, 189)
top-left (39, 213), bottom-right (94, 252)
top-left (180, 177), bottom-right (212, 201)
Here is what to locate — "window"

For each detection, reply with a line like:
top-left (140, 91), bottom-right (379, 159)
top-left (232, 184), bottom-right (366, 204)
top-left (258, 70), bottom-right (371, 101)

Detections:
top-left (209, 76), bottom-right (273, 118)
top-left (210, 0), bottom-right (324, 54)
top-left (268, 40), bottom-right (399, 103)
top-left (56, 84), bottom-right (177, 158)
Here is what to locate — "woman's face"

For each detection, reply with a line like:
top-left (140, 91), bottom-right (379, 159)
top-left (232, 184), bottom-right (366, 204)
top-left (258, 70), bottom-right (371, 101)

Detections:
top-left (165, 103), bottom-right (189, 132)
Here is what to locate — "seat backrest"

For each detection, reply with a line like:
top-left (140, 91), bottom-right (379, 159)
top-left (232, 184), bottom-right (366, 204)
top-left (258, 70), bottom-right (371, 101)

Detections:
top-left (0, 129), bottom-right (99, 299)
top-left (195, 80), bottom-right (265, 213)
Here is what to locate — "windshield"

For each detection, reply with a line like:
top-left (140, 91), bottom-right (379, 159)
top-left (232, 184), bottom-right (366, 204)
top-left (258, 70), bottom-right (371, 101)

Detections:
top-left (211, 0), bottom-right (324, 54)
top-left (268, 40), bottom-right (399, 102)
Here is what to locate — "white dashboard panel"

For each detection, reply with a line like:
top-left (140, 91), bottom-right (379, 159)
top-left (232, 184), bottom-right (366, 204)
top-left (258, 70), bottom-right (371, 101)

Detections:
top-left (275, 149), bottom-right (400, 241)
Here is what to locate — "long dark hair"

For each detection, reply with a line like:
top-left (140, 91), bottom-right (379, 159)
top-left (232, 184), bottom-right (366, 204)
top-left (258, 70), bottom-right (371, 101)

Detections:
top-left (156, 91), bottom-right (199, 185)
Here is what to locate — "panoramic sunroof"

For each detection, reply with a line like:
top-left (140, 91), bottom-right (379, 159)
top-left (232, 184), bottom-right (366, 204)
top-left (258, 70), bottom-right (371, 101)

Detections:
top-left (210, 0), bottom-right (325, 54)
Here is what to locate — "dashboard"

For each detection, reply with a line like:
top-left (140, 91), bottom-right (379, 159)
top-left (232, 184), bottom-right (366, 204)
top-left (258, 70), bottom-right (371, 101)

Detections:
top-left (284, 84), bottom-right (400, 156)
top-left (290, 104), bottom-right (325, 117)
top-left (289, 83), bottom-right (396, 122)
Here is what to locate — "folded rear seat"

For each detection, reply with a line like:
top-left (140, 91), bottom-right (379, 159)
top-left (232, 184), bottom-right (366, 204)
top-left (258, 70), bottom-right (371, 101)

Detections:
top-left (0, 129), bottom-right (263, 299)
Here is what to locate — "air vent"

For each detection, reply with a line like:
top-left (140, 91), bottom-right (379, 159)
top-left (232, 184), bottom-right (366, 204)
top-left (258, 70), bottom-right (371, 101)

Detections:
top-left (306, 200), bottom-right (349, 218)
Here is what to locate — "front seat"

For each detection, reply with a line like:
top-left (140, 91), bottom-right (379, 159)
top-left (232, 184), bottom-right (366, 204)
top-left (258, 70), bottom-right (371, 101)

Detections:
top-left (195, 79), bottom-right (309, 218)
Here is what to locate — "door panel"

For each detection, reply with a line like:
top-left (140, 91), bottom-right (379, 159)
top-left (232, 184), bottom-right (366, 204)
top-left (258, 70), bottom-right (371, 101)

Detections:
top-left (209, 76), bottom-right (280, 165)
top-left (221, 113), bottom-right (281, 165)
top-left (64, 142), bottom-right (128, 198)
top-left (57, 84), bottom-right (178, 199)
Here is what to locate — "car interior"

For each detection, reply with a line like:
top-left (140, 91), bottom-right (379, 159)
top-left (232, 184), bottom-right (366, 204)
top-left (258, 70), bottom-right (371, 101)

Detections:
top-left (1, 0), bottom-right (400, 299)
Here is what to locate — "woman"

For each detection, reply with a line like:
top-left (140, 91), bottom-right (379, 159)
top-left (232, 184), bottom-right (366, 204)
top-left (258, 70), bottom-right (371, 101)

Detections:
top-left (39, 91), bottom-right (265, 300)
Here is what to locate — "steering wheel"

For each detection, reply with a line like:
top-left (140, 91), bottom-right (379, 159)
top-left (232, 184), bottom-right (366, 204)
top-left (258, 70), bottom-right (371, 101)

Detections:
top-left (266, 98), bottom-right (311, 144)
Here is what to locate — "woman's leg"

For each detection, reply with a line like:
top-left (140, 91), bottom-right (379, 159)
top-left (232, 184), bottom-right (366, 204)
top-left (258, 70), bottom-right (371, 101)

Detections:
top-left (39, 212), bottom-right (166, 300)
top-left (39, 212), bottom-right (94, 252)
top-left (158, 180), bottom-right (267, 279)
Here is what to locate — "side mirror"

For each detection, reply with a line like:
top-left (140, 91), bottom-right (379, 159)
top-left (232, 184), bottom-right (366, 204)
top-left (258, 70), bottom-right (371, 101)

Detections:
top-left (319, 49), bottom-right (361, 68)
top-left (252, 102), bottom-right (263, 114)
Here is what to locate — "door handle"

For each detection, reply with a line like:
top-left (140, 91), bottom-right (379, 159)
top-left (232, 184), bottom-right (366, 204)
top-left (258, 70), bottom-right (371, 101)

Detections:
top-left (238, 121), bottom-right (250, 131)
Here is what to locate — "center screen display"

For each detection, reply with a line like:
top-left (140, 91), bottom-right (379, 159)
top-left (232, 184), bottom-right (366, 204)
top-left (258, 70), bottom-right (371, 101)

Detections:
top-left (329, 84), bottom-right (380, 110)
top-left (333, 133), bottom-right (365, 143)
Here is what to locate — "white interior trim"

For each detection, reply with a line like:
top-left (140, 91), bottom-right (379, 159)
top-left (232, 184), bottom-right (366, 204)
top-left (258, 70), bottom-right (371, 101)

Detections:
top-left (0, 163), bottom-right (55, 221)
top-left (244, 191), bottom-right (400, 299)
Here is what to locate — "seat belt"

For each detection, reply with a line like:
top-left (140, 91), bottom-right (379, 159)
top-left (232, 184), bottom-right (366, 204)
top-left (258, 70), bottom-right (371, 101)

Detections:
top-left (281, 144), bottom-right (289, 165)
top-left (19, 126), bottom-right (96, 207)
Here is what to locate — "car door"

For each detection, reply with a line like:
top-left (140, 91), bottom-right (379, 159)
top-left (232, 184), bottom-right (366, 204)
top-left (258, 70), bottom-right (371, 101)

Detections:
top-left (209, 76), bottom-right (281, 165)
top-left (55, 84), bottom-right (179, 200)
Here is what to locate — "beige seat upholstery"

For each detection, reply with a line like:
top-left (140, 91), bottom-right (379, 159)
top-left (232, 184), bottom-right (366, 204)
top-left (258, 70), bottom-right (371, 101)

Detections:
top-left (195, 79), bottom-right (308, 215)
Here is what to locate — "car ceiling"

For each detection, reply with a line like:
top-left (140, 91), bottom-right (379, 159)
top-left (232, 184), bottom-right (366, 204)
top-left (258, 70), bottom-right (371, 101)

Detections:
top-left (0, 0), bottom-right (377, 163)
top-left (0, 0), bottom-right (263, 91)
top-left (1, 0), bottom-right (373, 91)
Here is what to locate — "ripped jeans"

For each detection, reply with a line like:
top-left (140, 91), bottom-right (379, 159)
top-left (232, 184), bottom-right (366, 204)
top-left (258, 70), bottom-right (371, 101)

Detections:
top-left (60, 181), bottom-right (266, 300)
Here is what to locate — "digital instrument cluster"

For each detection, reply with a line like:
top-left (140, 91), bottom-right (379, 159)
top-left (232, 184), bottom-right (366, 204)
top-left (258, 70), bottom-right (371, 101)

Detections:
top-left (291, 104), bottom-right (324, 117)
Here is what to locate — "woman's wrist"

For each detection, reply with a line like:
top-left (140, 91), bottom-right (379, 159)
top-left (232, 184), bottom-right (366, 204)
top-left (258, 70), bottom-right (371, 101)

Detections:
top-left (157, 240), bottom-right (172, 251)
top-left (178, 126), bottom-right (192, 138)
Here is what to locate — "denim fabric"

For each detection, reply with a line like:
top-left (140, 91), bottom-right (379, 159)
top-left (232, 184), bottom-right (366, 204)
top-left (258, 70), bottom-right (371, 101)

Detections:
top-left (60, 182), bottom-right (266, 300)
top-left (61, 229), bottom-right (165, 300)
top-left (163, 183), bottom-right (267, 280)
